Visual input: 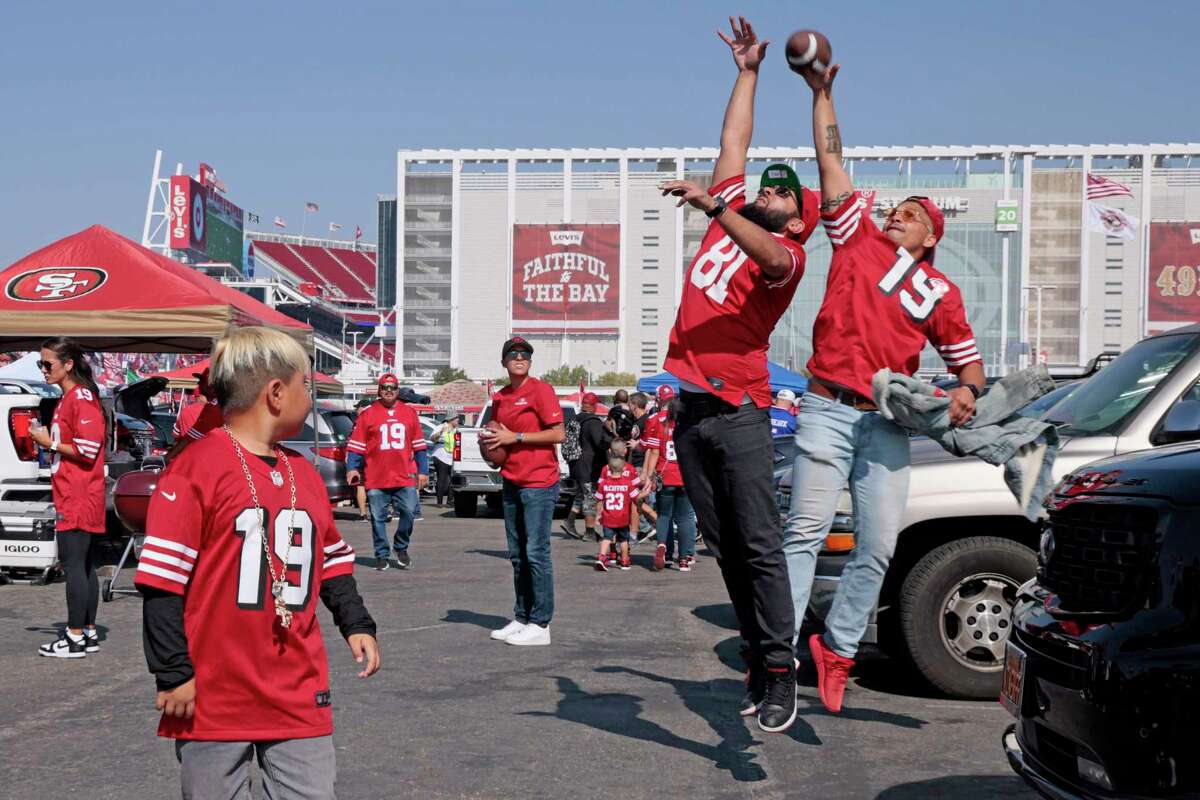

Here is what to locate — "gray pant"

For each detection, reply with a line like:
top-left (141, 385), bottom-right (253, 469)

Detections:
top-left (176, 736), bottom-right (337, 800)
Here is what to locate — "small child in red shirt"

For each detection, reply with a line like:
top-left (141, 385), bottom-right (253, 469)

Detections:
top-left (593, 440), bottom-right (642, 572)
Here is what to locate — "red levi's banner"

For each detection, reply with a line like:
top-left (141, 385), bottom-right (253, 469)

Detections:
top-left (512, 224), bottom-right (620, 334)
top-left (169, 176), bottom-right (207, 253)
top-left (1148, 222), bottom-right (1200, 333)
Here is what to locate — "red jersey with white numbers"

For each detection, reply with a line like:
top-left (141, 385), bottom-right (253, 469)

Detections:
top-left (640, 411), bottom-right (682, 487)
top-left (664, 175), bottom-right (809, 408)
top-left (50, 385), bottom-right (106, 533)
top-left (491, 377), bottom-right (563, 488)
top-left (346, 400), bottom-right (427, 489)
top-left (134, 431), bottom-right (356, 741)
top-left (173, 399), bottom-right (222, 441)
top-left (594, 466), bottom-right (642, 529)
top-left (809, 191), bottom-right (981, 398)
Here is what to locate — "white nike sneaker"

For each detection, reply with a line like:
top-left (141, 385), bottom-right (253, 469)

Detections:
top-left (489, 620), bottom-right (526, 641)
top-left (506, 623), bottom-right (551, 646)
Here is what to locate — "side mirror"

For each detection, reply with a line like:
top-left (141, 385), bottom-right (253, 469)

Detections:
top-left (1154, 400), bottom-right (1200, 445)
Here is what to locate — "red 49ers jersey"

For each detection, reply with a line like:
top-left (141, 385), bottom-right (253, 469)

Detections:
top-left (134, 430), bottom-right (357, 741)
top-left (594, 466), bottom-right (642, 529)
top-left (640, 411), bottom-right (683, 487)
top-left (50, 385), bottom-right (106, 533)
top-left (808, 191), bottom-right (981, 398)
top-left (664, 175), bottom-right (809, 408)
top-left (173, 399), bottom-right (222, 441)
top-left (346, 400), bottom-right (427, 489)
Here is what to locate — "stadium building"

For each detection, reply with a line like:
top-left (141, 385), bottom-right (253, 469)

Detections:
top-left (385, 144), bottom-right (1200, 382)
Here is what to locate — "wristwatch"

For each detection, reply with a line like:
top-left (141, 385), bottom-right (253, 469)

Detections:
top-left (516, 432), bottom-right (525, 443)
top-left (964, 384), bottom-right (981, 400)
top-left (705, 195), bottom-right (728, 219)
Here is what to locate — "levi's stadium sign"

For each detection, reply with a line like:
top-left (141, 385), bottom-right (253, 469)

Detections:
top-left (5, 267), bottom-right (108, 302)
top-left (512, 224), bottom-right (620, 335)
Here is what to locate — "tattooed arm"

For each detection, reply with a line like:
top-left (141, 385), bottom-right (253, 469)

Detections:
top-left (803, 64), bottom-right (853, 209)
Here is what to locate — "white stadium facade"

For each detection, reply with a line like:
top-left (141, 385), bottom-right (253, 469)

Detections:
top-left (380, 144), bottom-right (1200, 382)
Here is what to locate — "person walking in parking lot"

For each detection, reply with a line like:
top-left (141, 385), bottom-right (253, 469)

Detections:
top-left (561, 392), bottom-right (612, 541)
top-left (483, 336), bottom-right (564, 647)
top-left (346, 374), bottom-right (429, 571)
top-left (784, 61), bottom-right (985, 714)
top-left (430, 415), bottom-right (459, 508)
top-left (31, 337), bottom-right (106, 658)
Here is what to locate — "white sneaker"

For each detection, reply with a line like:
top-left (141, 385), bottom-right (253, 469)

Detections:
top-left (506, 623), bottom-right (551, 646)
top-left (490, 620), bottom-right (526, 641)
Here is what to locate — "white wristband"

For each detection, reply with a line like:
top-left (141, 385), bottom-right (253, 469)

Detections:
top-left (50, 441), bottom-right (59, 453)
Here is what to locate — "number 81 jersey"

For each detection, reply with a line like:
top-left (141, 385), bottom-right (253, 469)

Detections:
top-left (346, 399), bottom-right (427, 489)
top-left (135, 430), bottom-right (357, 741)
top-left (664, 175), bottom-right (810, 409)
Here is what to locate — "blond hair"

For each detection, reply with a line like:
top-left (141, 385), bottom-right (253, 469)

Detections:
top-left (609, 439), bottom-right (628, 459)
top-left (210, 327), bottom-right (309, 412)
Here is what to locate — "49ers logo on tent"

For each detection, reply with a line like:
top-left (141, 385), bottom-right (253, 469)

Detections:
top-left (5, 267), bottom-right (108, 303)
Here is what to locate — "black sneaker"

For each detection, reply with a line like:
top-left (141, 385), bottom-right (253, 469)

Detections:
top-left (739, 648), bottom-right (766, 717)
top-left (39, 633), bottom-right (87, 659)
top-left (396, 550), bottom-right (412, 569)
top-left (376, 557), bottom-right (391, 571)
top-left (757, 663), bottom-right (798, 733)
top-left (83, 630), bottom-right (100, 653)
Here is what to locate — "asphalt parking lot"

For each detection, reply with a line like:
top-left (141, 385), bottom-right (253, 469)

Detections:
top-left (0, 502), bottom-right (1036, 800)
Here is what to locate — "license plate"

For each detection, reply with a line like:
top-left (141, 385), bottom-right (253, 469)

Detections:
top-left (1000, 641), bottom-right (1026, 717)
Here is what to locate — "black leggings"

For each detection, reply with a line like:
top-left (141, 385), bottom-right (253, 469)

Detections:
top-left (57, 530), bottom-right (99, 630)
top-left (433, 460), bottom-right (453, 504)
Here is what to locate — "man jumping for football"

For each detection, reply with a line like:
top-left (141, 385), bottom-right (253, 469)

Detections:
top-left (783, 60), bottom-right (985, 714)
top-left (659, 16), bottom-right (818, 734)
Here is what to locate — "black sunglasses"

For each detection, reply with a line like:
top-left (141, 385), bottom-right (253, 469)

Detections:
top-left (504, 350), bottom-right (532, 362)
top-left (379, 384), bottom-right (399, 391)
top-left (37, 360), bottom-right (56, 371)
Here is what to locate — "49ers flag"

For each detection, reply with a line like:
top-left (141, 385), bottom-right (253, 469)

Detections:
top-left (512, 224), bottom-right (620, 334)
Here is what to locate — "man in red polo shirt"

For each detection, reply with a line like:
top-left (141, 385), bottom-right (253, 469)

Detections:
top-left (784, 61), bottom-right (985, 715)
top-left (657, 16), bottom-right (819, 735)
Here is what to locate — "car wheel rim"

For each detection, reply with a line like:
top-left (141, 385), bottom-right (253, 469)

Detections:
top-left (939, 572), bottom-right (1019, 673)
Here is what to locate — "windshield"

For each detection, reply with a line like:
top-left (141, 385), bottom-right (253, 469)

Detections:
top-left (1043, 333), bottom-right (1199, 436)
top-left (1017, 381), bottom-right (1081, 420)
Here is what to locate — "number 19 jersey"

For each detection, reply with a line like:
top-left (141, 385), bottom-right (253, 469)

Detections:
top-left (346, 400), bottom-right (427, 489)
top-left (135, 430), bottom-right (357, 741)
top-left (664, 175), bottom-right (811, 408)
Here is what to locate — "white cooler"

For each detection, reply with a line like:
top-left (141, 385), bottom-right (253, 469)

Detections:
top-left (0, 500), bottom-right (58, 584)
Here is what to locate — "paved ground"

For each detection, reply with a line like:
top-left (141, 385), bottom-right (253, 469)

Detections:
top-left (0, 502), bottom-right (1035, 800)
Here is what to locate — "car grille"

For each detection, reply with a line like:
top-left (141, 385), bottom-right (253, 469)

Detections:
top-left (1039, 502), bottom-right (1159, 614)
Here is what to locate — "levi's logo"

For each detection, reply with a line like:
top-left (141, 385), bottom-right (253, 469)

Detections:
top-left (314, 690), bottom-right (331, 708)
top-left (1191, 229), bottom-right (1200, 245)
top-left (550, 230), bottom-right (584, 246)
top-left (6, 267), bottom-right (109, 302)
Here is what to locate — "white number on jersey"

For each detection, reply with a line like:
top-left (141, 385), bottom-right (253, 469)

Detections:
top-left (877, 248), bottom-right (943, 322)
top-left (76, 388), bottom-right (94, 402)
top-left (378, 421), bottom-right (407, 451)
top-left (49, 422), bottom-right (62, 475)
top-left (604, 491), bottom-right (626, 511)
top-left (665, 440), bottom-right (677, 462)
top-left (691, 235), bottom-right (749, 304)
top-left (234, 508), bottom-right (315, 611)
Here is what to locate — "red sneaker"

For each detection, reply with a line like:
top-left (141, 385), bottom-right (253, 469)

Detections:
top-left (677, 556), bottom-right (693, 572)
top-left (653, 543), bottom-right (666, 571)
top-left (594, 553), bottom-right (610, 572)
top-left (808, 634), bottom-right (854, 713)
top-left (619, 554), bottom-right (632, 571)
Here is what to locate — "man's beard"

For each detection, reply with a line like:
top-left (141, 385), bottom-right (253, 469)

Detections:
top-left (738, 203), bottom-right (791, 234)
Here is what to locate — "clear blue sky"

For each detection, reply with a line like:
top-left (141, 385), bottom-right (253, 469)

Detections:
top-left (1, 1), bottom-right (1195, 265)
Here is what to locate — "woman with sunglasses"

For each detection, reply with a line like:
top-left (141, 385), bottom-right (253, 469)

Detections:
top-left (30, 337), bottom-right (107, 658)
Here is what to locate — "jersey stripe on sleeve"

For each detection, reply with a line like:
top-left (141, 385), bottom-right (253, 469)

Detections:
top-left (715, 180), bottom-right (745, 204)
top-left (822, 195), bottom-right (867, 246)
top-left (346, 438), bottom-right (367, 454)
top-left (938, 339), bottom-right (982, 367)
top-left (135, 535), bottom-right (198, 591)
top-left (322, 537), bottom-right (356, 572)
top-left (73, 437), bottom-right (101, 458)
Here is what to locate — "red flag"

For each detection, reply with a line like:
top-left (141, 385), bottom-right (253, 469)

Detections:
top-left (355, 225), bottom-right (363, 240)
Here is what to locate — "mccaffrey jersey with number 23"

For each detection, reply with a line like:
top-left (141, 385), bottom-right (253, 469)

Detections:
top-left (134, 431), bottom-right (357, 741)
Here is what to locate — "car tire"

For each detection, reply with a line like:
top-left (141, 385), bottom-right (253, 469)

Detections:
top-left (453, 492), bottom-right (478, 518)
top-left (899, 536), bottom-right (1036, 699)
top-left (484, 493), bottom-right (503, 513)
top-left (101, 578), bottom-right (114, 603)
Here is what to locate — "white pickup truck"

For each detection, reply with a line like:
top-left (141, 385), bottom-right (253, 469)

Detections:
top-left (450, 400), bottom-right (578, 518)
top-left (0, 381), bottom-right (59, 583)
top-left (781, 325), bottom-right (1200, 698)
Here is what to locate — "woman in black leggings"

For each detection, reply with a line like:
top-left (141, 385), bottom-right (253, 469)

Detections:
top-left (30, 337), bottom-right (107, 659)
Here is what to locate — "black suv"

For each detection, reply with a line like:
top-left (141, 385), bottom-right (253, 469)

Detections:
top-left (1002, 393), bottom-right (1200, 797)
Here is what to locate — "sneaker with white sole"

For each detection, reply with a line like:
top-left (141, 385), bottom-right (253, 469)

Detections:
top-left (83, 629), bottom-right (100, 653)
top-left (506, 623), bottom-right (551, 646)
top-left (39, 632), bottom-right (87, 659)
top-left (489, 620), bottom-right (526, 641)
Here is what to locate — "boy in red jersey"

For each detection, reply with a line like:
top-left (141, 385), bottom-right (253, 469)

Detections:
top-left (593, 441), bottom-right (642, 572)
top-left (136, 328), bottom-right (380, 799)
top-left (167, 367), bottom-right (222, 461)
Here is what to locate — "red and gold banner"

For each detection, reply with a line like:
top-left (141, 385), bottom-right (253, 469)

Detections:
top-left (512, 224), bottom-right (620, 335)
top-left (1148, 222), bottom-right (1200, 331)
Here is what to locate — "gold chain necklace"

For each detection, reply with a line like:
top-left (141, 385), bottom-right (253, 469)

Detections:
top-left (224, 425), bottom-right (298, 629)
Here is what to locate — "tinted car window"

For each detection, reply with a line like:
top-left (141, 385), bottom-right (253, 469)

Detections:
top-left (323, 411), bottom-right (355, 441)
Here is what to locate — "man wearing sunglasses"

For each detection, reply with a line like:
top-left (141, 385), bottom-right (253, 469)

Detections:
top-left (346, 373), bottom-right (429, 570)
top-left (784, 61), bottom-right (985, 715)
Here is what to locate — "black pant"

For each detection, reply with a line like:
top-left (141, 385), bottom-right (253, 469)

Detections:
top-left (675, 394), bottom-right (794, 668)
top-left (57, 530), bottom-right (99, 630)
top-left (433, 459), bottom-right (453, 504)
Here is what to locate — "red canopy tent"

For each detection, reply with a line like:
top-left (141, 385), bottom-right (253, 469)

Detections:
top-left (0, 225), bottom-right (311, 353)
top-left (151, 357), bottom-right (343, 395)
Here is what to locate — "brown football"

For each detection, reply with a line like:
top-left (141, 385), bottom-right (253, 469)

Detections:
top-left (478, 420), bottom-right (509, 469)
top-left (784, 29), bottom-right (832, 76)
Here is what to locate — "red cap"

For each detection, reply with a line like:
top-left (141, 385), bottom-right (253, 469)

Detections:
top-left (798, 187), bottom-right (821, 245)
top-left (581, 391), bottom-right (599, 406)
top-left (656, 384), bottom-right (675, 402)
top-left (378, 373), bottom-right (399, 387)
top-left (903, 196), bottom-right (944, 262)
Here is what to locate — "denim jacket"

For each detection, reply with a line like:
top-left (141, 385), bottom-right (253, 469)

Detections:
top-left (870, 366), bottom-right (1061, 520)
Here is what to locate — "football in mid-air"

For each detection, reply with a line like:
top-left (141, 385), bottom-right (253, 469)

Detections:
top-left (785, 29), bottom-right (832, 76)
top-left (478, 421), bottom-right (509, 469)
